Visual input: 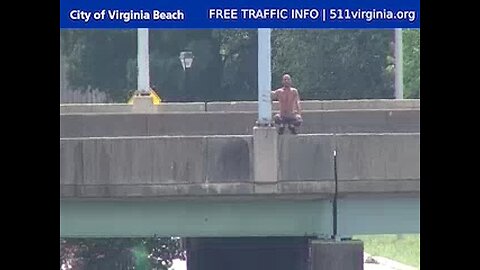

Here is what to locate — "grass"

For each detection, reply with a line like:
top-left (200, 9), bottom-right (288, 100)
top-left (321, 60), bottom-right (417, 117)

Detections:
top-left (355, 234), bottom-right (420, 269)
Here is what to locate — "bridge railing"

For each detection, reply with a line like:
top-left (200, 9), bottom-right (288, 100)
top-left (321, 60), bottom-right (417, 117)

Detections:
top-left (60, 99), bottom-right (420, 114)
top-left (60, 133), bottom-right (419, 199)
top-left (60, 109), bottom-right (419, 138)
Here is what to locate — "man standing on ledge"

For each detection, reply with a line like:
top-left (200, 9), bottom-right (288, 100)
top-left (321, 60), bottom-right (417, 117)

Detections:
top-left (271, 73), bottom-right (303, 134)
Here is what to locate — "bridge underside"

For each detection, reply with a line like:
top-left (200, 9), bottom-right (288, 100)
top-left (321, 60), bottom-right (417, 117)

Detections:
top-left (60, 195), bottom-right (419, 238)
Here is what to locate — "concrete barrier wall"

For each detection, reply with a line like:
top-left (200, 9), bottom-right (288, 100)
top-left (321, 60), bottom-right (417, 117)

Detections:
top-left (275, 133), bottom-right (419, 195)
top-left (61, 133), bottom-right (419, 198)
top-left (278, 135), bottom-right (335, 182)
top-left (60, 114), bottom-right (150, 137)
top-left (60, 99), bottom-right (420, 113)
top-left (60, 136), bottom-right (207, 186)
top-left (60, 102), bottom-right (206, 113)
top-left (60, 109), bottom-right (419, 138)
top-left (145, 113), bottom-right (255, 136)
top-left (206, 136), bottom-right (253, 183)
top-left (60, 136), bottom-right (254, 197)
top-left (207, 99), bottom-right (420, 112)
top-left (335, 133), bottom-right (420, 194)
top-left (301, 109), bottom-right (420, 134)
top-left (276, 134), bottom-right (336, 195)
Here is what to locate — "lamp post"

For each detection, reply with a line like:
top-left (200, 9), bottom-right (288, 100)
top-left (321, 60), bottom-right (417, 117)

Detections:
top-left (179, 51), bottom-right (194, 101)
top-left (257, 28), bottom-right (272, 125)
top-left (394, 28), bottom-right (404, 99)
top-left (137, 28), bottom-right (150, 96)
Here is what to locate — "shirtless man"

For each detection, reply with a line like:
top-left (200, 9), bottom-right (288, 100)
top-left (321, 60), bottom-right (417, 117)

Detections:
top-left (271, 74), bottom-right (303, 134)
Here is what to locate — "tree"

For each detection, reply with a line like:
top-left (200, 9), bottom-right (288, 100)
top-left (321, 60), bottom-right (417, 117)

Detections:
top-left (61, 30), bottom-right (224, 102)
top-left (61, 30), bottom-right (137, 101)
top-left (403, 30), bottom-right (420, 98)
top-left (60, 237), bottom-right (185, 270)
top-left (213, 30), bottom-right (258, 101)
top-left (272, 30), bottom-right (394, 99)
top-left (144, 236), bottom-right (186, 269)
top-left (61, 29), bottom-right (418, 102)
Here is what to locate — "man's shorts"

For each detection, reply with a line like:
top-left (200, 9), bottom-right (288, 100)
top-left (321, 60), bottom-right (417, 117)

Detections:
top-left (273, 113), bottom-right (303, 127)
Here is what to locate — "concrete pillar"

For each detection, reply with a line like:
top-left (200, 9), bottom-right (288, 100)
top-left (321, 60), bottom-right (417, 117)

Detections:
top-left (137, 28), bottom-right (150, 93)
top-left (257, 28), bottom-right (272, 124)
top-left (253, 126), bottom-right (278, 193)
top-left (187, 237), bottom-right (310, 270)
top-left (309, 239), bottom-right (364, 270)
top-left (394, 28), bottom-right (404, 99)
top-left (132, 95), bottom-right (155, 113)
top-left (186, 238), bottom-right (199, 270)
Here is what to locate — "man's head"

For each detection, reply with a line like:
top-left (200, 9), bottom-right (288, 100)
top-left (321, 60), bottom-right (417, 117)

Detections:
top-left (282, 74), bottom-right (292, 88)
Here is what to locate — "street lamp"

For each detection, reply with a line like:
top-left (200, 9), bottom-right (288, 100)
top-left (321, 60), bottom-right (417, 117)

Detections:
top-left (137, 28), bottom-right (150, 96)
top-left (257, 28), bottom-right (272, 125)
top-left (179, 51), bottom-right (194, 101)
top-left (220, 48), bottom-right (227, 63)
top-left (179, 51), bottom-right (194, 70)
top-left (394, 28), bottom-right (404, 99)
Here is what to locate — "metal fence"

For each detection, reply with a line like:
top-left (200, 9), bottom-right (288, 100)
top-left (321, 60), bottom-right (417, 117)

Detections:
top-left (60, 52), bottom-right (111, 104)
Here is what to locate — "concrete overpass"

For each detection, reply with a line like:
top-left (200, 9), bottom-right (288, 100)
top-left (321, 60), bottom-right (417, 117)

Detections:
top-left (60, 110), bottom-right (419, 137)
top-left (60, 99), bottom-right (420, 270)
top-left (60, 99), bottom-right (420, 114)
top-left (60, 100), bottom-right (419, 137)
top-left (60, 133), bottom-right (419, 237)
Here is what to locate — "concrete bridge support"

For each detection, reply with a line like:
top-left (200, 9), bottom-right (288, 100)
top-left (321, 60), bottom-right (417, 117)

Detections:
top-left (186, 237), bottom-right (310, 270)
top-left (185, 237), bottom-right (364, 270)
top-left (310, 239), bottom-right (364, 270)
top-left (242, 127), bottom-right (365, 270)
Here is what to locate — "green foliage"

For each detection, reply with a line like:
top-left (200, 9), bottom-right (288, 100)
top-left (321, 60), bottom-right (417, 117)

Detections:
top-left (60, 29), bottom-right (420, 102)
top-left (61, 30), bottom-right (137, 101)
top-left (272, 30), bottom-right (394, 99)
top-left (132, 243), bottom-right (150, 270)
top-left (356, 234), bottom-right (420, 268)
top-left (60, 237), bottom-right (185, 270)
top-left (213, 30), bottom-right (258, 101)
top-left (403, 30), bottom-right (420, 98)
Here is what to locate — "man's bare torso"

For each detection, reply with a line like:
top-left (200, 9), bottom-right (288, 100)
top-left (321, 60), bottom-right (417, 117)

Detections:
top-left (273, 87), bottom-right (299, 117)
